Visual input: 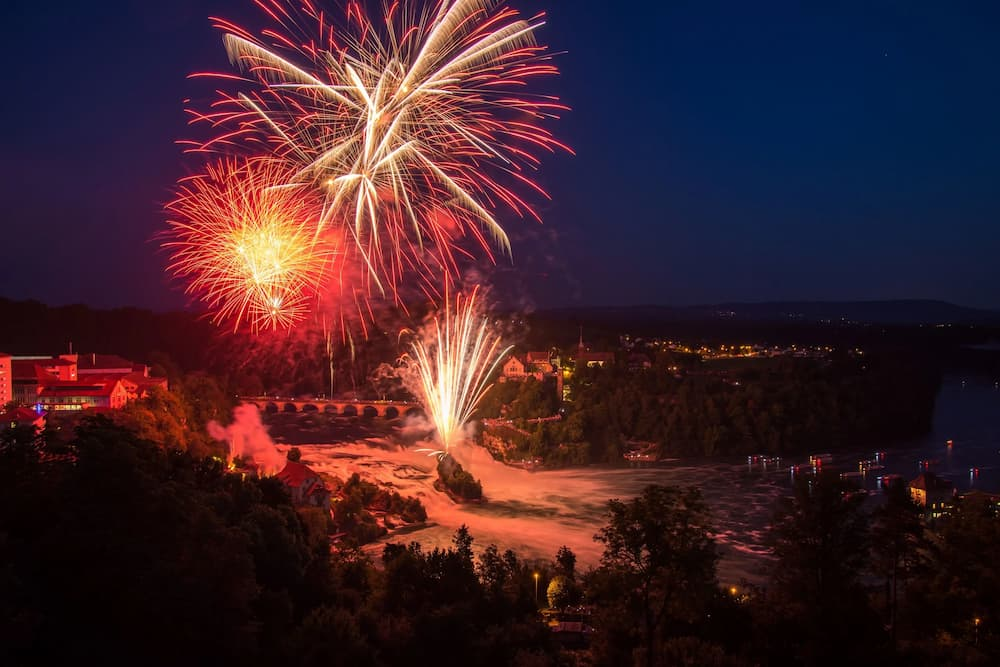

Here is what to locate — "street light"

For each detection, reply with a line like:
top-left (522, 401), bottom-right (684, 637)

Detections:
top-left (533, 572), bottom-right (540, 605)
top-left (975, 617), bottom-right (981, 646)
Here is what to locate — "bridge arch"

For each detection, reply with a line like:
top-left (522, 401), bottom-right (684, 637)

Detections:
top-left (240, 397), bottom-right (417, 419)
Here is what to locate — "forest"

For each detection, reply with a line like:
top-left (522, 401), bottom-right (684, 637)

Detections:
top-left (478, 350), bottom-right (941, 464)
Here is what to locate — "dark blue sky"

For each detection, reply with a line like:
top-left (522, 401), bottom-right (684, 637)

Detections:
top-left (1, 0), bottom-right (998, 311)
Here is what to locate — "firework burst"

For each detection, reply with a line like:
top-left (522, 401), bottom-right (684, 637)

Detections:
top-left (185, 0), bottom-right (569, 305)
top-left (164, 158), bottom-right (334, 332)
top-left (404, 288), bottom-right (511, 453)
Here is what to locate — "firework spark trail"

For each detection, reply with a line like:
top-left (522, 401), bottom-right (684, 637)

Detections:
top-left (185, 0), bottom-right (570, 307)
top-left (405, 288), bottom-right (511, 453)
top-left (163, 158), bottom-right (334, 332)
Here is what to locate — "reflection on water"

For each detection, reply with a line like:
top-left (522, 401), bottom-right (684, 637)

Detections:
top-left (294, 376), bottom-right (1000, 584)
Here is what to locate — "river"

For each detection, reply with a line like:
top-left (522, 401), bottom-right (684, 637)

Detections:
top-left (290, 375), bottom-right (1000, 585)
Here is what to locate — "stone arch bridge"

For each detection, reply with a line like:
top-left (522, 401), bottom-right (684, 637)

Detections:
top-left (240, 397), bottom-right (422, 419)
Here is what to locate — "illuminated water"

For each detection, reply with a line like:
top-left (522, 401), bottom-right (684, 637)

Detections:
top-left (292, 376), bottom-right (1000, 584)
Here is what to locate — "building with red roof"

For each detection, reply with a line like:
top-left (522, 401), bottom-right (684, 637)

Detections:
top-left (5, 351), bottom-right (167, 411)
top-left (37, 377), bottom-right (128, 412)
top-left (76, 353), bottom-right (166, 395)
top-left (502, 351), bottom-right (561, 381)
top-left (525, 351), bottom-right (558, 374)
top-left (10, 354), bottom-right (80, 406)
top-left (83, 372), bottom-right (168, 402)
top-left (499, 351), bottom-right (564, 400)
top-left (573, 330), bottom-right (615, 368)
top-left (909, 472), bottom-right (954, 517)
top-left (501, 354), bottom-right (530, 380)
top-left (78, 353), bottom-right (143, 376)
top-left (0, 406), bottom-right (46, 432)
top-left (12, 355), bottom-right (78, 381)
top-left (12, 360), bottom-right (61, 406)
top-left (276, 461), bottom-right (331, 510)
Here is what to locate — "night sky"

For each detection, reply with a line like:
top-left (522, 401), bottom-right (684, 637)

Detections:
top-left (1, 0), bottom-right (998, 311)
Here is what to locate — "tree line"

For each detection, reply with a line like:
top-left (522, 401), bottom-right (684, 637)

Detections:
top-left (479, 351), bottom-right (941, 464)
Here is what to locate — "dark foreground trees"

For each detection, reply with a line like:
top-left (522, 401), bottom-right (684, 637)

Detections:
top-left (748, 472), bottom-right (1000, 666)
top-left (4, 414), bottom-right (1000, 666)
top-left (0, 418), bottom-right (556, 666)
top-left (871, 478), bottom-right (928, 645)
top-left (587, 485), bottom-right (723, 667)
top-left (0, 418), bottom-right (266, 664)
top-left (754, 472), bottom-right (885, 666)
top-left (903, 493), bottom-right (1000, 663)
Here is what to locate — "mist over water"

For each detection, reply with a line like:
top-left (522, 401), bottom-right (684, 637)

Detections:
top-left (292, 438), bottom-right (781, 582)
top-left (277, 376), bottom-right (1000, 584)
top-left (295, 440), bottom-right (618, 570)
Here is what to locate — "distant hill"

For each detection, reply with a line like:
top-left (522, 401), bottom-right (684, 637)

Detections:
top-left (538, 300), bottom-right (1000, 327)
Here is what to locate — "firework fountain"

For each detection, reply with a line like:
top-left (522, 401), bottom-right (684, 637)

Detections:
top-left (403, 288), bottom-right (512, 455)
